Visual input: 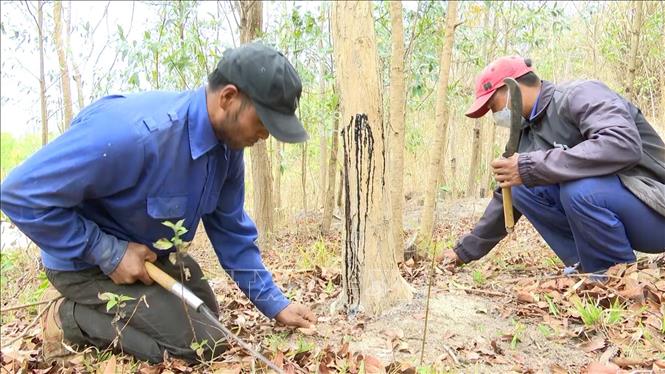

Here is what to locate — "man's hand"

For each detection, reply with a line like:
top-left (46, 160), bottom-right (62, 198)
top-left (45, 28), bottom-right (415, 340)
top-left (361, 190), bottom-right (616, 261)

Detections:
top-left (275, 303), bottom-right (317, 328)
top-left (109, 242), bottom-right (157, 285)
top-left (436, 249), bottom-right (463, 268)
top-left (491, 153), bottom-right (523, 188)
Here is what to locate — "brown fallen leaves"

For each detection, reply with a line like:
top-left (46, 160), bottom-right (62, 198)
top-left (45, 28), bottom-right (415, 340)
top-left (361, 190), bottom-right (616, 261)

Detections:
top-left (508, 256), bottom-right (665, 372)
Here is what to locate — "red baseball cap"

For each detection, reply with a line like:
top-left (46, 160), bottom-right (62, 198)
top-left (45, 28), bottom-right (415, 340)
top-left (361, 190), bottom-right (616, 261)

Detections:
top-left (465, 56), bottom-right (533, 118)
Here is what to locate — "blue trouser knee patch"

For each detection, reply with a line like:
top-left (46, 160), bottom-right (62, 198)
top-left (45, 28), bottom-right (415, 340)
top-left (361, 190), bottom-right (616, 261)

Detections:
top-left (511, 175), bottom-right (665, 273)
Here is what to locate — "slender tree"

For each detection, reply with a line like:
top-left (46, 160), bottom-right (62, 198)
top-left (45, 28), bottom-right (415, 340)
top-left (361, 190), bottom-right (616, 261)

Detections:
top-left (35, 0), bottom-right (48, 145)
top-left (388, 1), bottom-right (407, 261)
top-left (417, 1), bottom-right (458, 247)
top-left (239, 0), bottom-right (274, 248)
top-left (626, 0), bottom-right (644, 102)
top-left (53, 0), bottom-right (73, 130)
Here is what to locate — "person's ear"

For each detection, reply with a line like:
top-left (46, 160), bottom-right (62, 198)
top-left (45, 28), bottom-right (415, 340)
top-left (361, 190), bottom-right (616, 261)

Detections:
top-left (217, 84), bottom-right (239, 110)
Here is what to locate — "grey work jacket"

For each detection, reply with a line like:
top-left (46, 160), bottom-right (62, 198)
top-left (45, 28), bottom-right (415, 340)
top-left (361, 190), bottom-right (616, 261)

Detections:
top-left (454, 80), bottom-right (665, 263)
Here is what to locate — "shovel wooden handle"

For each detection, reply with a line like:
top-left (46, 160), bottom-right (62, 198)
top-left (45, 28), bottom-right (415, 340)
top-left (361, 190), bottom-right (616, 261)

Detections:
top-left (144, 261), bottom-right (176, 289)
top-left (502, 187), bottom-right (515, 233)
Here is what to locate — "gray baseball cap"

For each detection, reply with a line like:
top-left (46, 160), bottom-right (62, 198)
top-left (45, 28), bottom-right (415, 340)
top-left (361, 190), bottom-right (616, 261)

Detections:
top-left (216, 42), bottom-right (308, 143)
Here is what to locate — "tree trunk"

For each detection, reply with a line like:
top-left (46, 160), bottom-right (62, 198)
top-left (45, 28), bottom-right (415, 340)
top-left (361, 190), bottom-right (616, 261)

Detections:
top-left (388, 0), bottom-right (407, 262)
top-left (240, 0), bottom-right (274, 247)
top-left (480, 4), bottom-right (499, 197)
top-left (37, 0), bottom-right (48, 146)
top-left (625, 0), bottom-right (644, 102)
top-left (64, 0), bottom-right (83, 111)
top-left (321, 100), bottom-right (340, 234)
top-left (417, 1), bottom-right (458, 247)
top-left (467, 121), bottom-right (482, 198)
top-left (53, 1), bottom-right (73, 130)
top-left (301, 143), bottom-right (308, 212)
top-left (273, 139), bottom-right (282, 224)
top-left (318, 13), bottom-right (328, 212)
top-left (332, 0), bottom-right (412, 315)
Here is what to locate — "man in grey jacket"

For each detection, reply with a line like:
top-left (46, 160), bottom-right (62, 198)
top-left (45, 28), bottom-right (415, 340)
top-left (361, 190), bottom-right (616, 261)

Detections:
top-left (443, 56), bottom-right (665, 273)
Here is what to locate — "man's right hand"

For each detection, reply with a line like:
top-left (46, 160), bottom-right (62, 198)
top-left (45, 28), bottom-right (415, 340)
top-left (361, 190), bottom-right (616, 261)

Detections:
top-left (436, 249), bottom-right (464, 268)
top-left (109, 242), bottom-right (157, 285)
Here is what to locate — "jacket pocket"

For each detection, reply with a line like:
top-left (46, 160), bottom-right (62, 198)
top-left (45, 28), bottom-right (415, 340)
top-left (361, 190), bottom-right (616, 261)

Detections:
top-left (147, 196), bottom-right (188, 220)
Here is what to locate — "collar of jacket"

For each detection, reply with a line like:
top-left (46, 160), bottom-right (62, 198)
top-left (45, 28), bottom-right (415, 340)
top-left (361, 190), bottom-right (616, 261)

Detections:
top-left (528, 80), bottom-right (555, 124)
top-left (187, 86), bottom-right (223, 160)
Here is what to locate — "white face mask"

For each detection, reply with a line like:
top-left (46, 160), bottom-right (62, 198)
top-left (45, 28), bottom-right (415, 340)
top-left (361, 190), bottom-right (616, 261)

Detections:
top-left (492, 90), bottom-right (511, 129)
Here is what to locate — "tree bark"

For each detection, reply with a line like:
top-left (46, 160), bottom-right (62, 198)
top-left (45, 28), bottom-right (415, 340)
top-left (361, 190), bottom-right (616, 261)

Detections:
top-left (239, 0), bottom-right (274, 248)
top-left (625, 0), bottom-right (644, 102)
top-left (318, 12), bottom-right (328, 212)
top-left (37, 0), bottom-right (48, 146)
top-left (466, 121), bottom-right (482, 198)
top-left (388, 1), bottom-right (407, 262)
top-left (301, 143), bottom-right (308, 212)
top-left (273, 140), bottom-right (282, 225)
top-left (417, 1), bottom-right (458, 247)
top-left (321, 98), bottom-right (340, 234)
top-left (332, 0), bottom-right (412, 315)
top-left (53, 1), bottom-right (73, 130)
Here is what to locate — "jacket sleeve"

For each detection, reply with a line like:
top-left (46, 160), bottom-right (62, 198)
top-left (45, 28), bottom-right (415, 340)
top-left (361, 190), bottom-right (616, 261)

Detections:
top-left (453, 188), bottom-right (522, 263)
top-left (518, 81), bottom-right (642, 187)
top-left (0, 112), bottom-right (145, 274)
top-left (202, 152), bottom-right (290, 319)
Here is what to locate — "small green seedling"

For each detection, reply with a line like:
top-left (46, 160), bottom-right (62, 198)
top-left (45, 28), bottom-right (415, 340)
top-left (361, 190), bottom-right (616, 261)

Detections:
top-left (153, 219), bottom-right (188, 265)
top-left (98, 292), bottom-right (136, 312)
top-left (573, 297), bottom-right (603, 326)
top-left (190, 339), bottom-right (209, 358)
top-left (472, 269), bottom-right (486, 286)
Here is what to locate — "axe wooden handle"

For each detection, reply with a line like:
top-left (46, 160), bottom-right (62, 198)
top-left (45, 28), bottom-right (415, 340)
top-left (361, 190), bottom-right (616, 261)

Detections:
top-left (502, 187), bottom-right (515, 233)
top-left (144, 261), bottom-right (176, 289)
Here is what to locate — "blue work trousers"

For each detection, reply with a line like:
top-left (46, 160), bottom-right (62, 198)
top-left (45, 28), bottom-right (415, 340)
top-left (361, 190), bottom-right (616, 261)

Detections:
top-left (511, 175), bottom-right (665, 273)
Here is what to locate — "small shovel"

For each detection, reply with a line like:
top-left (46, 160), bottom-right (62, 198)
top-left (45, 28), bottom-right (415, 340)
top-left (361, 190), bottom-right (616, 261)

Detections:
top-left (144, 261), bottom-right (284, 373)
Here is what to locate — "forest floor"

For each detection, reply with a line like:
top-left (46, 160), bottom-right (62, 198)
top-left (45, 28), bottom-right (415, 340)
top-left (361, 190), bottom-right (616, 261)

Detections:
top-left (1, 197), bottom-right (664, 373)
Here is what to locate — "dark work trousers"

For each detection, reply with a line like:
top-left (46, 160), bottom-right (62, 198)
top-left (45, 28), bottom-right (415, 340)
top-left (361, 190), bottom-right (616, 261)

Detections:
top-left (45, 255), bottom-right (227, 363)
top-left (511, 175), bottom-right (665, 273)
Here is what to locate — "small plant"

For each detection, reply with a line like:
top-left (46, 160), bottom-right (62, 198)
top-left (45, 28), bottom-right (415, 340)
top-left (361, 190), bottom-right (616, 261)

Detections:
top-left (265, 332), bottom-right (288, 352)
top-left (293, 337), bottom-right (314, 355)
top-left (544, 294), bottom-right (560, 317)
top-left (471, 269), bottom-right (486, 286)
top-left (324, 279), bottom-right (335, 295)
top-left (603, 299), bottom-right (625, 325)
top-left (510, 320), bottom-right (526, 349)
top-left (153, 219), bottom-right (189, 265)
top-left (573, 297), bottom-right (603, 326)
top-left (190, 339), bottom-right (209, 358)
top-left (537, 324), bottom-right (553, 337)
top-left (98, 292), bottom-right (136, 312)
top-left (297, 238), bottom-right (338, 270)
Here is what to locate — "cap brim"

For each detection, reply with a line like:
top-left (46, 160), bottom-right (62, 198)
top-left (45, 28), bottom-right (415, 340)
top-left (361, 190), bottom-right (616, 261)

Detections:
top-left (464, 90), bottom-right (495, 119)
top-left (254, 102), bottom-right (309, 143)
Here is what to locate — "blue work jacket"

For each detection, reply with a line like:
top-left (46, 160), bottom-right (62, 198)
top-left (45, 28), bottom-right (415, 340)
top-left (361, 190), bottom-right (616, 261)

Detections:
top-left (0, 87), bottom-right (289, 318)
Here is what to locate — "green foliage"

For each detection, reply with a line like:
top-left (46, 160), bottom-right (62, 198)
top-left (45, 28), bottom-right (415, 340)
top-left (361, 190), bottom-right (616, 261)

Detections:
top-left (297, 238), bottom-right (338, 270)
top-left (537, 323), bottom-right (553, 338)
top-left (544, 294), bottom-right (560, 317)
top-left (572, 297), bottom-right (603, 326)
top-left (509, 319), bottom-right (526, 349)
top-left (153, 219), bottom-right (189, 265)
top-left (0, 132), bottom-right (41, 181)
top-left (471, 269), bottom-right (486, 286)
top-left (98, 292), bottom-right (136, 312)
top-left (190, 339), bottom-right (208, 358)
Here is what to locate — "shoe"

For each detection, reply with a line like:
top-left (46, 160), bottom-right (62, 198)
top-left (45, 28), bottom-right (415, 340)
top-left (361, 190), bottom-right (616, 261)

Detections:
top-left (40, 287), bottom-right (72, 365)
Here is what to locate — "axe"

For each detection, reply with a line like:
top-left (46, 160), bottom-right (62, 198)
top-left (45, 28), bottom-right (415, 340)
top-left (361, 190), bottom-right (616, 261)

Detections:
top-left (501, 77), bottom-right (522, 233)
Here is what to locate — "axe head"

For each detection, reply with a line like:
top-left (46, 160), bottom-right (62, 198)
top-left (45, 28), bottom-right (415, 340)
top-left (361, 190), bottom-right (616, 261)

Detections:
top-left (502, 77), bottom-right (523, 158)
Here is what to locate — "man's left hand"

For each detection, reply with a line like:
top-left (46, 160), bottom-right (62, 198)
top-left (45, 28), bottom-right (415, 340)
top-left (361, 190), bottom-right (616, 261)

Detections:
top-left (275, 303), bottom-right (317, 328)
top-left (491, 153), bottom-right (523, 188)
